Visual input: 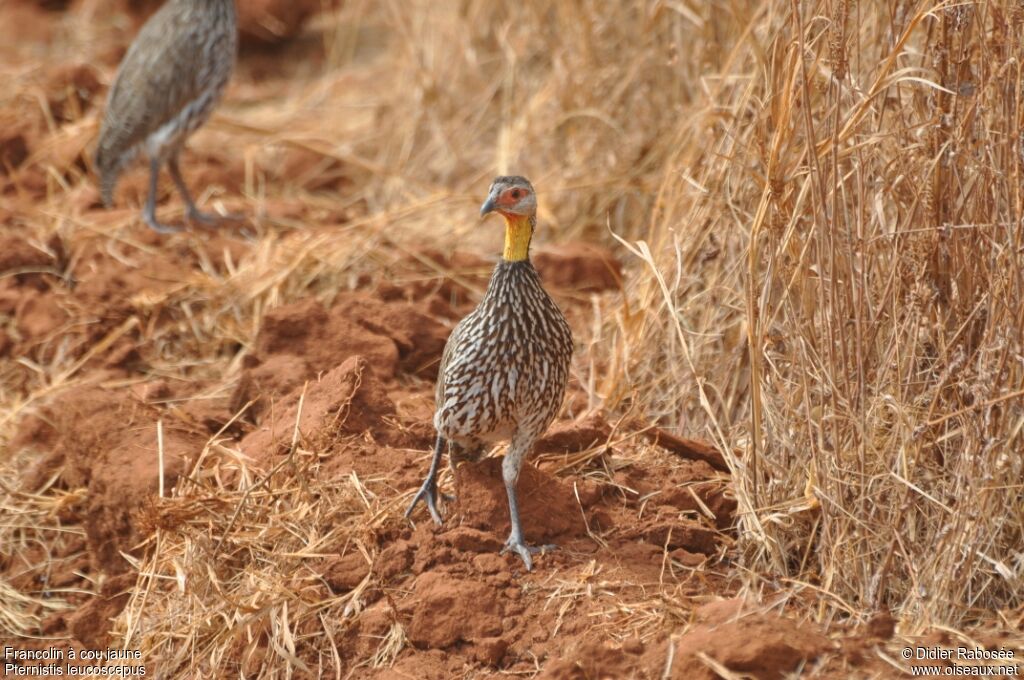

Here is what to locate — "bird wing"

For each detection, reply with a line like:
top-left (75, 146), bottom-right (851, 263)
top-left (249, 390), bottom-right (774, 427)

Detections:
top-left (434, 314), bottom-right (472, 406)
top-left (96, 6), bottom-right (217, 168)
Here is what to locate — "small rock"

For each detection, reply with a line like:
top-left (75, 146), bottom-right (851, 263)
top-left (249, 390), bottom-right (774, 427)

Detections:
top-left (442, 526), bottom-right (503, 553)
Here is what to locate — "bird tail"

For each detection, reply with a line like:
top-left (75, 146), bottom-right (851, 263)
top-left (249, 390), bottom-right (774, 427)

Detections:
top-left (94, 147), bottom-right (121, 208)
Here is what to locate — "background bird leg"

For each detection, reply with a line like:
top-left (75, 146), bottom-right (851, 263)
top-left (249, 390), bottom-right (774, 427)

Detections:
top-left (169, 153), bottom-right (219, 224)
top-left (143, 157), bottom-right (180, 233)
top-left (405, 434), bottom-right (446, 525)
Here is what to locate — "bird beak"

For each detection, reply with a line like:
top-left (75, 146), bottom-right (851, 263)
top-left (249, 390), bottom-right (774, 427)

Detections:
top-left (480, 187), bottom-right (500, 216)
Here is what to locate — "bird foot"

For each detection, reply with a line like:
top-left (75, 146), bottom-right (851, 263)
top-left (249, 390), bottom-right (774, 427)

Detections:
top-left (143, 214), bottom-right (183, 234)
top-left (187, 208), bottom-right (227, 225)
top-left (500, 537), bottom-right (556, 572)
top-left (405, 477), bottom-right (444, 526)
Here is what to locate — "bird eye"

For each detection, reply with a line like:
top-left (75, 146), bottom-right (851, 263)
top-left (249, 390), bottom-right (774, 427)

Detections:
top-left (510, 189), bottom-right (522, 199)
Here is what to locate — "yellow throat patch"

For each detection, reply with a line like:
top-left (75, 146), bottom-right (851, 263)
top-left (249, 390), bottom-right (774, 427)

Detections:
top-left (502, 214), bottom-right (533, 262)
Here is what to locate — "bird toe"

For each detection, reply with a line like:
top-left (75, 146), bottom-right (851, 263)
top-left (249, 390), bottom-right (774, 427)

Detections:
top-left (500, 539), bottom-right (556, 572)
top-left (142, 207), bottom-right (183, 233)
top-left (187, 209), bottom-right (223, 225)
top-left (147, 219), bottom-right (184, 234)
top-left (406, 479), bottom-right (445, 526)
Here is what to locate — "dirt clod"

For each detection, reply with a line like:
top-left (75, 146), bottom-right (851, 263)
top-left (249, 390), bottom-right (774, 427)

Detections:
top-left (0, 126), bottom-right (30, 174)
top-left (253, 297), bottom-right (399, 379)
top-left (322, 551), bottom-right (370, 592)
top-left (535, 412), bottom-right (612, 454)
top-left (44, 62), bottom-right (102, 123)
top-left (65, 572), bottom-right (136, 648)
top-left (237, 0), bottom-right (323, 46)
top-left (407, 572), bottom-right (504, 649)
top-left (16, 384), bottom-right (205, 573)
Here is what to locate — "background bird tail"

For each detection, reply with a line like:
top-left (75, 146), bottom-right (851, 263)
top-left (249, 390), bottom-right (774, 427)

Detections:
top-left (94, 148), bottom-right (119, 208)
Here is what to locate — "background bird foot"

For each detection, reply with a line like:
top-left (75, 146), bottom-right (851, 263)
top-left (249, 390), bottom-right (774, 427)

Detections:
top-left (187, 208), bottom-right (227, 225)
top-left (405, 478), bottom-right (444, 525)
top-left (501, 538), bottom-right (556, 571)
top-left (143, 214), bottom-right (183, 234)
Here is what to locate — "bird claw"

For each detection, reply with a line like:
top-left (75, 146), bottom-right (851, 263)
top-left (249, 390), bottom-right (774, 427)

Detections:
top-left (500, 537), bottom-right (556, 571)
top-left (405, 478), bottom-right (444, 526)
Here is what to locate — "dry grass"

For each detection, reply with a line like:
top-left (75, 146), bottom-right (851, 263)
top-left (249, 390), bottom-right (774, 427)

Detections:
top-left (2, 0), bottom-right (1023, 674)
top-left (121, 441), bottom-right (391, 677)
top-left (613, 0), bottom-right (1024, 628)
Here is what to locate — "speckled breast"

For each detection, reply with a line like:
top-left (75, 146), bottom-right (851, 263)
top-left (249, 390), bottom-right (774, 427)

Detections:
top-left (435, 260), bottom-right (573, 443)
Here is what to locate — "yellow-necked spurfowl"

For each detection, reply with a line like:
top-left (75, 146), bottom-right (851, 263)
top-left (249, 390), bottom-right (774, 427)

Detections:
top-left (406, 176), bottom-right (574, 571)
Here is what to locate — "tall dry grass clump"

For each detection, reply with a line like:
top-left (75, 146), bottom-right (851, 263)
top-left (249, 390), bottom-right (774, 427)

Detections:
top-left (618, 0), bottom-right (1024, 628)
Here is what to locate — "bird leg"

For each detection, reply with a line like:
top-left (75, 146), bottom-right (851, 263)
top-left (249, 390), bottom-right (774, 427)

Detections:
top-left (168, 154), bottom-right (221, 225)
top-left (499, 446), bottom-right (555, 571)
top-left (405, 434), bottom-right (446, 525)
top-left (143, 157), bottom-right (182, 233)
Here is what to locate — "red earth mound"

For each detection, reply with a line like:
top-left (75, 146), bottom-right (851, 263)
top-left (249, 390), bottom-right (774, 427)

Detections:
top-left (239, 354), bottom-right (399, 461)
top-left (654, 604), bottom-right (833, 679)
top-left (232, 290), bottom-right (448, 407)
top-left (114, 0), bottom-right (329, 48)
top-left (533, 242), bottom-right (623, 293)
top-left (452, 457), bottom-right (588, 545)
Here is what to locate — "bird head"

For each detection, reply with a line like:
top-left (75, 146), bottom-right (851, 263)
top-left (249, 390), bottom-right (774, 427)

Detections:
top-left (480, 176), bottom-right (537, 262)
top-left (480, 176), bottom-right (537, 218)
